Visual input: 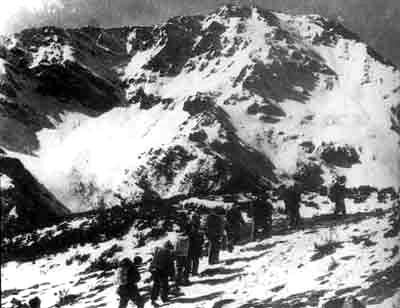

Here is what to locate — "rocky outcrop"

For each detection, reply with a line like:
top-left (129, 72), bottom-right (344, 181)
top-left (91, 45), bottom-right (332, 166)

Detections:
top-left (0, 156), bottom-right (70, 227)
top-left (0, 4), bottom-right (398, 210)
top-left (322, 296), bottom-right (365, 308)
top-left (319, 143), bottom-right (360, 168)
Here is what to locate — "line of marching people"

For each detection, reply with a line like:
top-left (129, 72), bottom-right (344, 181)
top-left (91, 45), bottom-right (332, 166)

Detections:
top-left (116, 213), bottom-right (204, 308)
top-left (10, 178), bottom-right (349, 308)
top-left (116, 177), bottom-right (349, 307)
top-left (115, 200), bottom-right (275, 307)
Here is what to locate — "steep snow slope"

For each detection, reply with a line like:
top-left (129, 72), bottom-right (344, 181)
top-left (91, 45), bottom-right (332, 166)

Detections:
top-left (0, 26), bottom-right (132, 154)
top-left (1, 196), bottom-right (399, 308)
top-left (1, 5), bottom-right (399, 211)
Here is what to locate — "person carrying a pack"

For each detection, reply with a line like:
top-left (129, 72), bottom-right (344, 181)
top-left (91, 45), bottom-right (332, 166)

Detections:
top-left (252, 193), bottom-right (274, 239)
top-left (150, 240), bottom-right (175, 305)
top-left (281, 183), bottom-right (302, 229)
top-left (226, 204), bottom-right (245, 252)
top-left (206, 208), bottom-right (224, 265)
top-left (117, 256), bottom-right (144, 308)
top-left (175, 227), bottom-right (191, 286)
top-left (329, 176), bottom-right (347, 217)
top-left (187, 215), bottom-right (204, 275)
top-left (28, 298), bottom-right (41, 308)
top-left (190, 211), bottom-right (201, 230)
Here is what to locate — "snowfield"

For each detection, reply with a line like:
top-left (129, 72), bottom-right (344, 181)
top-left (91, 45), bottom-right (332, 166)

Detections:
top-left (1, 196), bottom-right (399, 308)
top-left (1, 6), bottom-right (397, 211)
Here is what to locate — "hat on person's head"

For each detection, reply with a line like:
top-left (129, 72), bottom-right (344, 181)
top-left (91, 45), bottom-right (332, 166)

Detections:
top-left (164, 240), bottom-right (174, 250)
top-left (120, 257), bottom-right (131, 267)
top-left (133, 256), bottom-right (143, 265)
top-left (29, 297), bottom-right (41, 308)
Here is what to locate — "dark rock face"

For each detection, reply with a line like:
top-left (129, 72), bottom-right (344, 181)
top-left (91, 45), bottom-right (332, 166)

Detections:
top-left (0, 156), bottom-right (70, 227)
top-left (193, 21), bottom-right (225, 59)
top-left (33, 62), bottom-right (121, 112)
top-left (183, 95), bottom-right (215, 116)
top-left (143, 17), bottom-right (203, 76)
top-left (391, 104), bottom-right (400, 135)
top-left (246, 102), bottom-right (286, 122)
top-left (147, 145), bottom-right (197, 185)
top-left (322, 296), bottom-right (365, 308)
top-left (300, 141), bottom-right (316, 153)
top-left (130, 88), bottom-right (173, 109)
top-left (0, 25), bottom-right (134, 153)
top-left (0, 99), bottom-right (54, 153)
top-left (242, 59), bottom-right (334, 103)
top-left (189, 130), bottom-right (208, 143)
top-left (320, 143), bottom-right (360, 168)
top-left (312, 17), bottom-right (360, 46)
top-left (126, 27), bottom-right (156, 53)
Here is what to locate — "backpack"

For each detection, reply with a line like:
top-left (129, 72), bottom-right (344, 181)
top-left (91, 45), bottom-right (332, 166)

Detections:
top-left (118, 266), bottom-right (129, 286)
top-left (206, 214), bottom-right (223, 238)
top-left (329, 183), bottom-right (345, 203)
top-left (175, 235), bottom-right (190, 256)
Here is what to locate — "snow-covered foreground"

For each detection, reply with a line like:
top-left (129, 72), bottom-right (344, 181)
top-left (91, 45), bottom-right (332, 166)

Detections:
top-left (2, 199), bottom-right (399, 308)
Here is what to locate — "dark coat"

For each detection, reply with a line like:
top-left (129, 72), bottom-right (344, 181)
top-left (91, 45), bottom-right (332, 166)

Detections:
top-left (188, 228), bottom-right (204, 257)
top-left (117, 264), bottom-right (141, 297)
top-left (252, 200), bottom-right (273, 225)
top-left (206, 213), bottom-right (224, 239)
top-left (282, 186), bottom-right (301, 211)
top-left (150, 247), bottom-right (175, 277)
top-left (329, 182), bottom-right (346, 203)
top-left (226, 207), bottom-right (245, 230)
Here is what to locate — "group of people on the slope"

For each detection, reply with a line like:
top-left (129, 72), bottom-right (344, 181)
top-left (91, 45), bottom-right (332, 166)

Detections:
top-left (116, 213), bottom-right (205, 307)
top-left (12, 176), bottom-right (349, 308)
top-left (116, 177), bottom-right (349, 307)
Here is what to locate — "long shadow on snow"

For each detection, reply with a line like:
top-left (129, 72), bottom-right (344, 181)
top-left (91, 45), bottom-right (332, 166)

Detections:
top-left (272, 209), bottom-right (388, 238)
top-left (168, 291), bottom-right (224, 304)
top-left (200, 266), bottom-right (245, 277)
top-left (238, 290), bottom-right (326, 308)
top-left (223, 251), bottom-right (269, 266)
top-left (194, 274), bottom-right (243, 286)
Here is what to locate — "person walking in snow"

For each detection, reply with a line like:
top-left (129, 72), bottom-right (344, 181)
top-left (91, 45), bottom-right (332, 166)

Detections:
top-left (281, 183), bottom-right (302, 229)
top-left (226, 204), bottom-right (245, 251)
top-left (150, 240), bottom-right (175, 305)
top-left (189, 211), bottom-right (201, 230)
top-left (28, 298), bottom-right (41, 308)
top-left (187, 214), bottom-right (204, 275)
top-left (329, 176), bottom-right (347, 217)
top-left (252, 193), bottom-right (273, 238)
top-left (206, 208), bottom-right (225, 265)
top-left (117, 257), bottom-right (144, 308)
top-left (174, 227), bottom-right (191, 286)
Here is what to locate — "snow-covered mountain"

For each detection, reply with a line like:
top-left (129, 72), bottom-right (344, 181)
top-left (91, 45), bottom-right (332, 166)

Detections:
top-left (0, 4), bottom-right (399, 212)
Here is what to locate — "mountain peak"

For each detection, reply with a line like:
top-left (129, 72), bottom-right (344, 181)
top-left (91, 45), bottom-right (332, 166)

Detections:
top-left (0, 6), bottom-right (399, 211)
